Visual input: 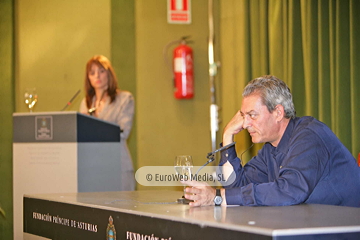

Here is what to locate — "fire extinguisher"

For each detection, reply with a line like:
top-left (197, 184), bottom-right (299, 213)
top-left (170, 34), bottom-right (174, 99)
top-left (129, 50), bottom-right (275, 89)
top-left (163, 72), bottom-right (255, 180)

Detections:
top-left (173, 37), bottom-right (194, 99)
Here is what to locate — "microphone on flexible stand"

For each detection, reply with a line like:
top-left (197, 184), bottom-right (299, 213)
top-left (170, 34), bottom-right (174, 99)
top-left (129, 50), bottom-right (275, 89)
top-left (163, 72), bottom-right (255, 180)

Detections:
top-left (195, 142), bottom-right (236, 177)
top-left (61, 90), bottom-right (81, 111)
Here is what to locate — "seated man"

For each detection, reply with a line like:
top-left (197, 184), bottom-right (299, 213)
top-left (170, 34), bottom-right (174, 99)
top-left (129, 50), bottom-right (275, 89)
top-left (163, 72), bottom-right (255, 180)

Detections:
top-left (184, 75), bottom-right (360, 207)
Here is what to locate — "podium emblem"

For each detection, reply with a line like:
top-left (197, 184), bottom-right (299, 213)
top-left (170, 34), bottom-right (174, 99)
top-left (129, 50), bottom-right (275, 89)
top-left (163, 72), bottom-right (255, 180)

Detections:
top-left (35, 116), bottom-right (53, 140)
top-left (106, 215), bottom-right (116, 240)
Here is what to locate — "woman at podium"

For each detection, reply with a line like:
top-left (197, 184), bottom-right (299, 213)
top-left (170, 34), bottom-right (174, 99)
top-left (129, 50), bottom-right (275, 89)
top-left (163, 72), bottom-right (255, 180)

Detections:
top-left (79, 55), bottom-right (135, 191)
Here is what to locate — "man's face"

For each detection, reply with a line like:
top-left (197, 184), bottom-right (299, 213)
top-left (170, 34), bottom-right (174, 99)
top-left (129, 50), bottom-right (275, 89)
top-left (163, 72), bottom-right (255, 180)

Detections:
top-left (240, 94), bottom-right (281, 146)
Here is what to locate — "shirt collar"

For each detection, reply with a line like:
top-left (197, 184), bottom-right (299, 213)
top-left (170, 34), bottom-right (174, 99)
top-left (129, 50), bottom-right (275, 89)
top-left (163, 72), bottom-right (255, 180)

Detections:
top-left (273, 117), bottom-right (297, 154)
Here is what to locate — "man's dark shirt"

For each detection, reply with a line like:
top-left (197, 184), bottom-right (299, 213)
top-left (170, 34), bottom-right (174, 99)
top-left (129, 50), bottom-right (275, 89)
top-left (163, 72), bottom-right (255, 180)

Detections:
top-left (220, 116), bottom-right (360, 207)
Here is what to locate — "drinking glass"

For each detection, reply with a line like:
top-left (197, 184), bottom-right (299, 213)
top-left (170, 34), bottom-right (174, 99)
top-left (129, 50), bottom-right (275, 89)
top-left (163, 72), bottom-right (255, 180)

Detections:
top-left (24, 88), bottom-right (38, 112)
top-left (174, 155), bottom-right (193, 197)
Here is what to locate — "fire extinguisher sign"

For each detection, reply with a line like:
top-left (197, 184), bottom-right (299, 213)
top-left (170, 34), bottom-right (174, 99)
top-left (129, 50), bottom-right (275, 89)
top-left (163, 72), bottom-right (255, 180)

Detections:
top-left (168, 0), bottom-right (191, 24)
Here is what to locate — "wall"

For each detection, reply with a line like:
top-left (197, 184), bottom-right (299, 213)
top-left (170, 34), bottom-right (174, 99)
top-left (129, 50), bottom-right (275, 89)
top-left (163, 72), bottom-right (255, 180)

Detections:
top-left (15, 0), bottom-right (111, 112)
top-left (111, 0), bottom-right (137, 168)
top-left (135, 0), bottom-right (220, 190)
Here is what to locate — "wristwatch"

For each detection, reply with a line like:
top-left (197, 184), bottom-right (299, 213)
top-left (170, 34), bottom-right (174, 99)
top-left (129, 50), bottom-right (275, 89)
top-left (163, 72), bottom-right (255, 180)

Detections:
top-left (213, 189), bottom-right (223, 206)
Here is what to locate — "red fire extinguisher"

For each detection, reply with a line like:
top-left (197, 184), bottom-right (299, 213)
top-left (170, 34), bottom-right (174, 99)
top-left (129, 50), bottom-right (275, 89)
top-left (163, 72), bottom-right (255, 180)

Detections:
top-left (173, 38), bottom-right (194, 99)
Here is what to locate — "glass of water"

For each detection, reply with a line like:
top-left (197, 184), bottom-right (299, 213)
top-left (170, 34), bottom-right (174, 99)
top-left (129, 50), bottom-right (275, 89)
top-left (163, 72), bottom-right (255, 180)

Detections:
top-left (24, 88), bottom-right (38, 112)
top-left (174, 155), bottom-right (193, 197)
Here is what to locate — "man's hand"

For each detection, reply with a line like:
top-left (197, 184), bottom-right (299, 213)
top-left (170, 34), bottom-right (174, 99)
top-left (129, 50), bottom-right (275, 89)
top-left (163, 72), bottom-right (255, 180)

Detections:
top-left (223, 110), bottom-right (244, 145)
top-left (182, 180), bottom-right (218, 207)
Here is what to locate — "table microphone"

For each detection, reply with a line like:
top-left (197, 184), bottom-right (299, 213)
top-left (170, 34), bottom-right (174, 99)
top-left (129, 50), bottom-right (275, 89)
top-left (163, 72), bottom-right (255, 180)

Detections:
top-left (61, 90), bottom-right (81, 111)
top-left (206, 142), bottom-right (236, 159)
top-left (195, 142), bottom-right (236, 177)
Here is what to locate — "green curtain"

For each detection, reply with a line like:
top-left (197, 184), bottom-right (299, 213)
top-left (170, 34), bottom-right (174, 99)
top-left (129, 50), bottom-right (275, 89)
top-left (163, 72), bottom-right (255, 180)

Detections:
top-left (220, 0), bottom-right (360, 161)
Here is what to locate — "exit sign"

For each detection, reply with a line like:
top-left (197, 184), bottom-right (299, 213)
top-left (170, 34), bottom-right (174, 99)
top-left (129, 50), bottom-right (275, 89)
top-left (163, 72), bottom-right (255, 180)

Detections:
top-left (168, 0), bottom-right (191, 24)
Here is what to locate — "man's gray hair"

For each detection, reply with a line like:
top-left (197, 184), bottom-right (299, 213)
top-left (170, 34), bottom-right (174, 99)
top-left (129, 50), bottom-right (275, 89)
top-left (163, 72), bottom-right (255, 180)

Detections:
top-left (243, 75), bottom-right (296, 119)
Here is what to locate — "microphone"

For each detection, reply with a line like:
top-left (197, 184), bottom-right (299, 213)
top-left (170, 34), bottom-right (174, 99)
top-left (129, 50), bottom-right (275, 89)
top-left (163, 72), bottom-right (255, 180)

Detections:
top-left (195, 142), bottom-right (236, 176)
top-left (61, 90), bottom-right (81, 111)
top-left (206, 142), bottom-right (236, 159)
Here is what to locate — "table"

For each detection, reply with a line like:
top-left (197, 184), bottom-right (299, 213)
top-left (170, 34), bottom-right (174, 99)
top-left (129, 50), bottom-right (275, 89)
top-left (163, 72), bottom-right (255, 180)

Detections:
top-left (23, 190), bottom-right (360, 239)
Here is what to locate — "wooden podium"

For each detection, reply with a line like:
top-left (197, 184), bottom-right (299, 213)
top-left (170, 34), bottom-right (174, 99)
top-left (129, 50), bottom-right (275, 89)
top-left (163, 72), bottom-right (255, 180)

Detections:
top-left (13, 111), bottom-right (122, 240)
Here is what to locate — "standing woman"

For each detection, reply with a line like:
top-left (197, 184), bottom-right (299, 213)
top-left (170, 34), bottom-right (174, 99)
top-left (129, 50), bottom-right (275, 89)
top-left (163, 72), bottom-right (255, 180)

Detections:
top-left (80, 55), bottom-right (135, 191)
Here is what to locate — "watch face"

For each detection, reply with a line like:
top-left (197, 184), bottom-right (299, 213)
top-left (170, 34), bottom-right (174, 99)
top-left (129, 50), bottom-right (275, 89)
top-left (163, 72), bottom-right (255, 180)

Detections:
top-left (214, 196), bottom-right (222, 205)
